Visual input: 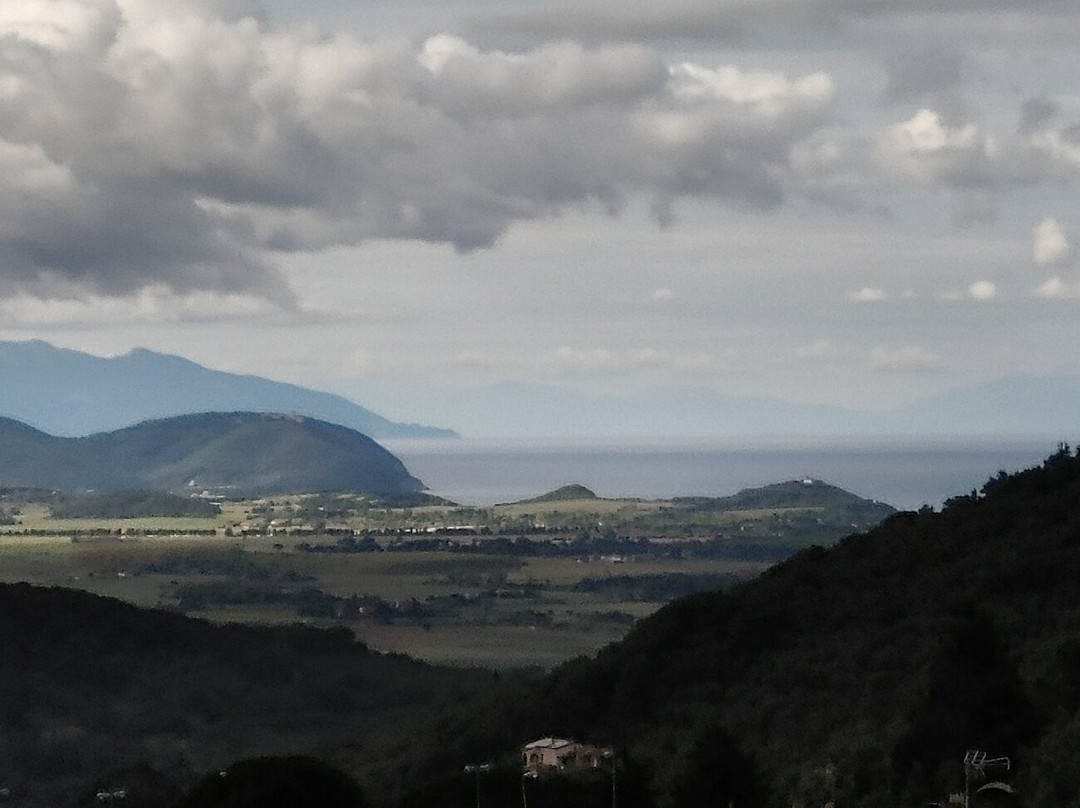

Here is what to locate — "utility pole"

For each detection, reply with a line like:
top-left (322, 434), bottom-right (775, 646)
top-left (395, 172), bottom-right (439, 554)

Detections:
top-left (601, 749), bottom-right (616, 808)
top-left (464, 763), bottom-right (492, 808)
top-left (521, 769), bottom-right (537, 808)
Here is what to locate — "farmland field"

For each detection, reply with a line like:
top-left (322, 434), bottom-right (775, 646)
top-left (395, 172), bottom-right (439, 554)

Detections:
top-left (0, 529), bottom-right (766, 668)
top-left (0, 483), bottom-right (888, 667)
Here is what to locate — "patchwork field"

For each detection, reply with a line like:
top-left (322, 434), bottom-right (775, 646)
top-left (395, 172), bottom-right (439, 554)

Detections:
top-left (0, 481), bottom-right (891, 668)
top-left (0, 530), bottom-right (765, 668)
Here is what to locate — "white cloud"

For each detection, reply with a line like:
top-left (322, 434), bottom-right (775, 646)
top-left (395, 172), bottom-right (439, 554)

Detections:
top-left (876, 109), bottom-right (1000, 187)
top-left (0, 286), bottom-right (276, 327)
top-left (795, 340), bottom-right (838, 360)
top-left (870, 346), bottom-right (944, 373)
top-left (873, 106), bottom-right (1080, 193)
top-left (651, 287), bottom-right (674, 300)
top-left (419, 34), bottom-right (669, 113)
top-left (968, 280), bottom-right (997, 300)
top-left (667, 62), bottom-right (834, 116)
top-left (847, 287), bottom-right (887, 302)
top-left (0, 0), bottom-right (120, 51)
top-left (1034, 276), bottom-right (1080, 299)
top-left (1033, 216), bottom-right (1074, 267)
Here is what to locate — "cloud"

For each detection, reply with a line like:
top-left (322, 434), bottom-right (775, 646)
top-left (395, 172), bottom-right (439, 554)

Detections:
top-left (0, 285), bottom-right (277, 327)
top-left (651, 287), bottom-right (674, 300)
top-left (1033, 216), bottom-right (1074, 267)
top-left (847, 287), bottom-right (887, 302)
top-left (0, 2), bottom-right (839, 303)
top-left (471, 0), bottom-right (1080, 46)
top-left (968, 280), bottom-right (997, 300)
top-left (876, 110), bottom-right (1001, 187)
top-left (938, 281), bottom-right (997, 302)
top-left (794, 339), bottom-right (838, 360)
top-left (870, 346), bottom-right (944, 373)
top-left (545, 345), bottom-right (734, 375)
top-left (1033, 277), bottom-right (1080, 299)
top-left (874, 106), bottom-right (1080, 191)
top-left (470, 1), bottom-right (843, 46)
top-left (882, 44), bottom-right (964, 101)
top-left (1019, 96), bottom-right (1059, 134)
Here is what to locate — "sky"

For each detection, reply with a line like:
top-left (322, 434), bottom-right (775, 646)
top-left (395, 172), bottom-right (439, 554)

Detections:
top-left (0, 0), bottom-right (1078, 438)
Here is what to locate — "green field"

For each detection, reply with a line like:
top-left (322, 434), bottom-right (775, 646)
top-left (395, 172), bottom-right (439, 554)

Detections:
top-left (0, 482), bottom-right (890, 668)
top-left (0, 530), bottom-right (766, 668)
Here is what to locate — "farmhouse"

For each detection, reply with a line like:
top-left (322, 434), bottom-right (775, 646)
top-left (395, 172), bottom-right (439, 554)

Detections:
top-left (521, 738), bottom-right (611, 772)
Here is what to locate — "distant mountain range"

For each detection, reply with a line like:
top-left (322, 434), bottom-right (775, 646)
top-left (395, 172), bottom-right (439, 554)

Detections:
top-left (1, 340), bottom-right (1077, 440)
top-left (379, 375), bottom-right (1080, 439)
top-left (0, 340), bottom-right (457, 439)
top-left (0, 412), bottom-right (425, 496)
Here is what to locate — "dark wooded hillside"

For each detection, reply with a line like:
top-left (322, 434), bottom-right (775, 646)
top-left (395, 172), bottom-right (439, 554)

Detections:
top-left (384, 446), bottom-right (1080, 808)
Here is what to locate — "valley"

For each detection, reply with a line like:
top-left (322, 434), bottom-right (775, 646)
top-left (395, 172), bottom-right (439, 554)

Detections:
top-left (0, 480), bottom-right (888, 668)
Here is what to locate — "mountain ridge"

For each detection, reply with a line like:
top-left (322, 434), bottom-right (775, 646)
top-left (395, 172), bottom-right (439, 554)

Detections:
top-left (0, 340), bottom-right (457, 439)
top-left (4, 340), bottom-right (1079, 439)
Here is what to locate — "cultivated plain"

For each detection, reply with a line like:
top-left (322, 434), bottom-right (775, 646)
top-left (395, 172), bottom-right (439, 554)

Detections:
top-left (0, 481), bottom-right (891, 668)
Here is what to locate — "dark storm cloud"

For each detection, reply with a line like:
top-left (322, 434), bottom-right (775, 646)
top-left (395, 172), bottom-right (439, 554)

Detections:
top-left (0, 1), bottom-right (840, 302)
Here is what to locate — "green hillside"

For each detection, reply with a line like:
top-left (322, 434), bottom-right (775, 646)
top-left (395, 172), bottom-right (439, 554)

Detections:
top-left (512, 484), bottom-right (600, 503)
top-left (0, 412), bottom-right (424, 496)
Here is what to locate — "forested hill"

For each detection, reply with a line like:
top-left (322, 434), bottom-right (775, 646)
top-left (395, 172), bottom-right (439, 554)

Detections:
top-left (0, 582), bottom-right (491, 808)
top-left (0, 412), bottom-right (424, 496)
top-left (396, 447), bottom-right (1080, 808)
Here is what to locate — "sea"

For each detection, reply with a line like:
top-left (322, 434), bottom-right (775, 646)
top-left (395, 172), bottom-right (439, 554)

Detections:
top-left (384, 436), bottom-right (1062, 511)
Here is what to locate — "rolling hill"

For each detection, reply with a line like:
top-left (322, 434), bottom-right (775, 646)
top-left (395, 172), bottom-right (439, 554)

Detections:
top-left (0, 340), bottom-right (457, 439)
top-left (0, 412), bottom-right (425, 496)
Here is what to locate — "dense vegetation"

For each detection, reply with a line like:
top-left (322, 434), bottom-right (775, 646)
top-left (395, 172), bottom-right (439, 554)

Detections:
top-left (4, 448), bottom-right (1080, 807)
top-left (48, 490), bottom-right (220, 519)
top-left (0, 582), bottom-right (490, 807)
top-left (0, 479), bottom-right (891, 670)
top-left (0, 412), bottom-right (424, 496)
top-left (377, 446), bottom-right (1080, 808)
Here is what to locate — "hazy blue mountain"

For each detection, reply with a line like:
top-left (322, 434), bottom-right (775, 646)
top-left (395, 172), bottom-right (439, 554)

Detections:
top-left (0, 412), bottom-right (425, 495)
top-left (886, 372), bottom-right (1080, 435)
top-left (367, 380), bottom-right (871, 439)
top-left (0, 340), bottom-right (457, 439)
top-left (370, 376), bottom-right (1079, 439)
top-left (3, 340), bottom-right (1076, 440)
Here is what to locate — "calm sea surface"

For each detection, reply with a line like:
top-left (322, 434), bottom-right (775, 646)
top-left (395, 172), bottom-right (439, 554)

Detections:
top-left (384, 437), bottom-right (1060, 511)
